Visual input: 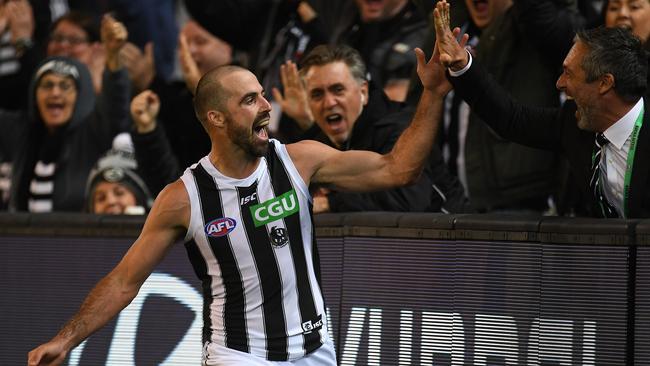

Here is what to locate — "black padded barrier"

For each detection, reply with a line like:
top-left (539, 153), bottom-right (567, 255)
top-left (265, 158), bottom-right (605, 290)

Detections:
top-left (1, 212), bottom-right (648, 365)
top-left (635, 220), bottom-right (650, 366)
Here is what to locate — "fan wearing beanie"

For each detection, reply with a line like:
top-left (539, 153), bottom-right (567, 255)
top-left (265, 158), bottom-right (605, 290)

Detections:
top-left (0, 14), bottom-right (130, 212)
top-left (86, 134), bottom-right (153, 215)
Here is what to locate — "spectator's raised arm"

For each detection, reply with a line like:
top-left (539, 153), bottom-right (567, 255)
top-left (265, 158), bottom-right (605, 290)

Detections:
top-left (178, 32), bottom-right (200, 94)
top-left (119, 41), bottom-right (155, 93)
top-left (130, 90), bottom-right (180, 195)
top-left (95, 14), bottom-right (130, 136)
top-left (102, 14), bottom-right (127, 72)
top-left (272, 60), bottom-right (314, 131)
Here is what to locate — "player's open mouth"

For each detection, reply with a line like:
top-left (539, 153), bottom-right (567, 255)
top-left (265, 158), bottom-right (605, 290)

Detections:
top-left (253, 120), bottom-right (269, 138)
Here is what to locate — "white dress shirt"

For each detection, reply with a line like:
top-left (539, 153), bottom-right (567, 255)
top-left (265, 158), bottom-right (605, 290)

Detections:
top-left (601, 98), bottom-right (645, 217)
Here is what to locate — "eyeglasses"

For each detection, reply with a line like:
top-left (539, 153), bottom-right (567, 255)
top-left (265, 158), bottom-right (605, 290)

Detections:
top-left (38, 80), bottom-right (76, 93)
top-left (49, 34), bottom-right (89, 46)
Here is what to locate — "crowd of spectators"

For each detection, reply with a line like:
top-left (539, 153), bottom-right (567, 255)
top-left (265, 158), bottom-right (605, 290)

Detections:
top-left (0, 0), bottom-right (648, 218)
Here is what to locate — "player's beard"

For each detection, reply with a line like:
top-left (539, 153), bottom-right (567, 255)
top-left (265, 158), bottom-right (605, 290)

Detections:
top-left (226, 113), bottom-right (270, 158)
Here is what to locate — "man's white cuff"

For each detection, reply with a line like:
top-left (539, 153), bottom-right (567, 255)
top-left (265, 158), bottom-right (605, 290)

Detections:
top-left (448, 50), bottom-right (473, 77)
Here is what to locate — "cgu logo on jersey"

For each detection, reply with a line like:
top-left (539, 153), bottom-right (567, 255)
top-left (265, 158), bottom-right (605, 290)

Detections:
top-left (250, 189), bottom-right (299, 227)
top-left (204, 217), bottom-right (237, 237)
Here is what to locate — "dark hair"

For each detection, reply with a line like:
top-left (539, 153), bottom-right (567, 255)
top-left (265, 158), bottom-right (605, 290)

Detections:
top-left (193, 65), bottom-right (248, 125)
top-left (576, 26), bottom-right (648, 102)
top-left (50, 11), bottom-right (100, 43)
top-left (299, 44), bottom-right (367, 83)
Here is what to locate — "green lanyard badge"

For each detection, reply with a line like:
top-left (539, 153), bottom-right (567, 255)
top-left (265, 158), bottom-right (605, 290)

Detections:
top-left (592, 106), bottom-right (644, 218)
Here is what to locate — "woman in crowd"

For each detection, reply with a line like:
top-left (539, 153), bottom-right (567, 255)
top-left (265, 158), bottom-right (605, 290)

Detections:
top-left (0, 15), bottom-right (130, 212)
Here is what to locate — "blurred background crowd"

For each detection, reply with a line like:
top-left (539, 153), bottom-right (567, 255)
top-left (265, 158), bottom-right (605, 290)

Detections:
top-left (0, 0), bottom-right (647, 217)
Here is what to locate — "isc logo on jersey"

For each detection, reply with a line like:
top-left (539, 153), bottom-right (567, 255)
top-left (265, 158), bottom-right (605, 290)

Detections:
top-left (250, 189), bottom-right (299, 227)
top-left (240, 192), bottom-right (257, 205)
top-left (204, 217), bottom-right (237, 237)
top-left (301, 314), bottom-right (323, 334)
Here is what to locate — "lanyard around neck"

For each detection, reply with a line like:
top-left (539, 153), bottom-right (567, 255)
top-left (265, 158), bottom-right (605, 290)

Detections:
top-left (593, 106), bottom-right (645, 218)
top-left (623, 106), bottom-right (644, 217)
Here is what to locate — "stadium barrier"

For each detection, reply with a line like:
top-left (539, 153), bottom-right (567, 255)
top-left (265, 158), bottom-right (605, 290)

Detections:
top-left (1, 212), bottom-right (647, 365)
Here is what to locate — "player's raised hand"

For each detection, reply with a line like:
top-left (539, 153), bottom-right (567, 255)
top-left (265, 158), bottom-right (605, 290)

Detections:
top-left (415, 43), bottom-right (453, 96)
top-left (433, 0), bottom-right (469, 72)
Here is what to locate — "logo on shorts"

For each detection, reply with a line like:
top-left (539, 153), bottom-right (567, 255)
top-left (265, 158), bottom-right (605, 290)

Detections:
top-left (269, 226), bottom-right (289, 248)
top-left (301, 314), bottom-right (323, 334)
top-left (250, 189), bottom-right (299, 227)
top-left (205, 217), bottom-right (236, 237)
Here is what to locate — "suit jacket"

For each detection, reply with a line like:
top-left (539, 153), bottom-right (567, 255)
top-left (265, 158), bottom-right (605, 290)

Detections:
top-left (449, 60), bottom-right (650, 218)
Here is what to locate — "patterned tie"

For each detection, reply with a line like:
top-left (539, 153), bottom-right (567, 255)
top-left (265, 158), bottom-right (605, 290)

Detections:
top-left (589, 133), bottom-right (619, 218)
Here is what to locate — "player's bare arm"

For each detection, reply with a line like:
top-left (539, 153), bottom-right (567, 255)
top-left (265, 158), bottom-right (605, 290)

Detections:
top-left (288, 37), bottom-right (453, 193)
top-left (27, 181), bottom-right (190, 366)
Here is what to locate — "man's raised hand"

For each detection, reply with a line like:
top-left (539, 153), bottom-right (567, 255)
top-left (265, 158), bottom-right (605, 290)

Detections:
top-left (433, 0), bottom-right (470, 72)
top-left (272, 60), bottom-right (314, 131)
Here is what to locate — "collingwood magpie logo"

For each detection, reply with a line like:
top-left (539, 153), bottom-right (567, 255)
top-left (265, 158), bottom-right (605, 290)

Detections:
top-left (269, 226), bottom-right (289, 248)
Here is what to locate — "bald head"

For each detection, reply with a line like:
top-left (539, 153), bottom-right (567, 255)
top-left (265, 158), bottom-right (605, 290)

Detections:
top-left (193, 65), bottom-right (248, 125)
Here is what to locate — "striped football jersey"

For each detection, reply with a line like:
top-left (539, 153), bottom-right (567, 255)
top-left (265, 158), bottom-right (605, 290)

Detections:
top-left (180, 139), bottom-right (328, 361)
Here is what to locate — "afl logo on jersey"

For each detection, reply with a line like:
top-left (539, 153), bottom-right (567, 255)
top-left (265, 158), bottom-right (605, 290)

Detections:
top-left (205, 217), bottom-right (237, 237)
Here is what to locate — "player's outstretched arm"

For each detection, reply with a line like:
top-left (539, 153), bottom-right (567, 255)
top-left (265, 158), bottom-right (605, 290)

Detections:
top-left (27, 181), bottom-right (190, 366)
top-left (288, 36), bottom-right (453, 192)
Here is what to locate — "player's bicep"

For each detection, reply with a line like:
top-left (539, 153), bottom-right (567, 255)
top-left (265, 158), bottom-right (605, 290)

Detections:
top-left (289, 140), bottom-right (392, 191)
top-left (316, 149), bottom-right (393, 191)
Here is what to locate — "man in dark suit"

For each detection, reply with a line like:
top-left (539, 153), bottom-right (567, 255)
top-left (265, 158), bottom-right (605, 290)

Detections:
top-left (273, 44), bottom-right (469, 214)
top-left (432, 0), bottom-right (649, 218)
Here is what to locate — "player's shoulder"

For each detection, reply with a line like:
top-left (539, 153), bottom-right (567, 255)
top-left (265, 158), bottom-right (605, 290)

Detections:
top-left (286, 139), bottom-right (341, 184)
top-left (286, 139), bottom-right (331, 157)
top-left (148, 180), bottom-right (191, 225)
top-left (159, 179), bottom-right (188, 196)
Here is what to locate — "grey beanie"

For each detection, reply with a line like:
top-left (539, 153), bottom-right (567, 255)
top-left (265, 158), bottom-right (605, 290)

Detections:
top-left (86, 137), bottom-right (153, 214)
top-left (35, 59), bottom-right (80, 85)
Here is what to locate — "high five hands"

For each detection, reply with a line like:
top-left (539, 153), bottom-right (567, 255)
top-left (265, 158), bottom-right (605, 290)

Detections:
top-left (412, 0), bottom-right (471, 96)
top-left (432, 0), bottom-right (470, 72)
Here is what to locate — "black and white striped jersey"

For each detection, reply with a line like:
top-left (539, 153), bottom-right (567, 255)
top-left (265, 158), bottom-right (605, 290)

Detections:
top-left (180, 139), bottom-right (328, 361)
